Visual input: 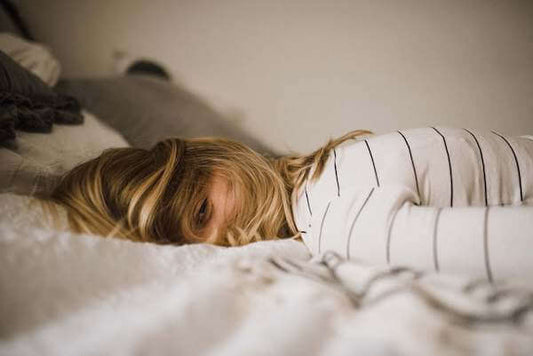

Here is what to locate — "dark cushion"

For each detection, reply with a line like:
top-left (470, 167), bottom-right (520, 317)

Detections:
top-left (56, 75), bottom-right (276, 155)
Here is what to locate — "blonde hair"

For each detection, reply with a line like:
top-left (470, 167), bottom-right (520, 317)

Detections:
top-left (51, 130), bottom-right (371, 246)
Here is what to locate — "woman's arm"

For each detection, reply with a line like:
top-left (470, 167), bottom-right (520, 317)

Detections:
top-left (306, 185), bottom-right (533, 283)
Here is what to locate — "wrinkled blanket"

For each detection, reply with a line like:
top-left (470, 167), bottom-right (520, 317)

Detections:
top-left (0, 193), bottom-right (532, 356)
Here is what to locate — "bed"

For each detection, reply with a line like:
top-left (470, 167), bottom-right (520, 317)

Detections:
top-left (1, 34), bottom-right (532, 356)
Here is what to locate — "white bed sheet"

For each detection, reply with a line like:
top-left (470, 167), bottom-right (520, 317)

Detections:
top-left (1, 193), bottom-right (532, 356)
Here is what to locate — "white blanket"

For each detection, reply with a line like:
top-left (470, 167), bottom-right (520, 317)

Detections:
top-left (1, 193), bottom-right (532, 355)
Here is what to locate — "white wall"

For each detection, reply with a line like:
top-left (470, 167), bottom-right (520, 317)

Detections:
top-left (17, 0), bottom-right (533, 153)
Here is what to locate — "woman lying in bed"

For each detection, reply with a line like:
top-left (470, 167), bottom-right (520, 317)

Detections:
top-left (51, 128), bottom-right (533, 280)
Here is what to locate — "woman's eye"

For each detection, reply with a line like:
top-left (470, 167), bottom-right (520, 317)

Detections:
top-left (197, 199), bottom-right (209, 225)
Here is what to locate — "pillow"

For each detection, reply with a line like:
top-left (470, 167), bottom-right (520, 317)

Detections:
top-left (0, 110), bottom-right (129, 196)
top-left (0, 32), bottom-right (61, 86)
top-left (57, 75), bottom-right (276, 155)
top-left (0, 49), bottom-right (82, 143)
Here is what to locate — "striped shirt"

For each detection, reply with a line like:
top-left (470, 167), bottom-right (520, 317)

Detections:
top-left (293, 127), bottom-right (533, 283)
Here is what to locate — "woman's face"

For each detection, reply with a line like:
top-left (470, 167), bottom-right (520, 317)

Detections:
top-left (197, 175), bottom-right (236, 241)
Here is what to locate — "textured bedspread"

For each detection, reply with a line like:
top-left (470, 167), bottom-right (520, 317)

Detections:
top-left (1, 193), bottom-right (532, 355)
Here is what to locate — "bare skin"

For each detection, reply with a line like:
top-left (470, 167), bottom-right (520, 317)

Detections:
top-left (198, 175), bottom-right (236, 241)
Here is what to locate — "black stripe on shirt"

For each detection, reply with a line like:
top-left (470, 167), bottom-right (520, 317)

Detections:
top-left (333, 148), bottom-right (340, 197)
top-left (346, 187), bottom-right (375, 259)
top-left (432, 208), bottom-right (442, 273)
top-left (397, 131), bottom-right (421, 203)
top-left (484, 207), bottom-right (494, 283)
top-left (491, 131), bottom-right (524, 202)
top-left (432, 127), bottom-right (454, 207)
top-left (305, 186), bottom-right (313, 217)
top-left (464, 129), bottom-right (488, 206)
top-left (364, 140), bottom-right (380, 187)
top-left (318, 201), bottom-right (332, 254)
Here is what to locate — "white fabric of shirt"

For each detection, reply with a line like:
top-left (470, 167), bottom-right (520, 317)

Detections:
top-left (293, 127), bottom-right (533, 283)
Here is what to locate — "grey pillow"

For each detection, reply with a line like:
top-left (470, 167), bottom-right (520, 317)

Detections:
top-left (57, 75), bottom-right (276, 155)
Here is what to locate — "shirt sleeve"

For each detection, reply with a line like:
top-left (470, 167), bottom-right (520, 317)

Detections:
top-left (310, 185), bottom-right (533, 284)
